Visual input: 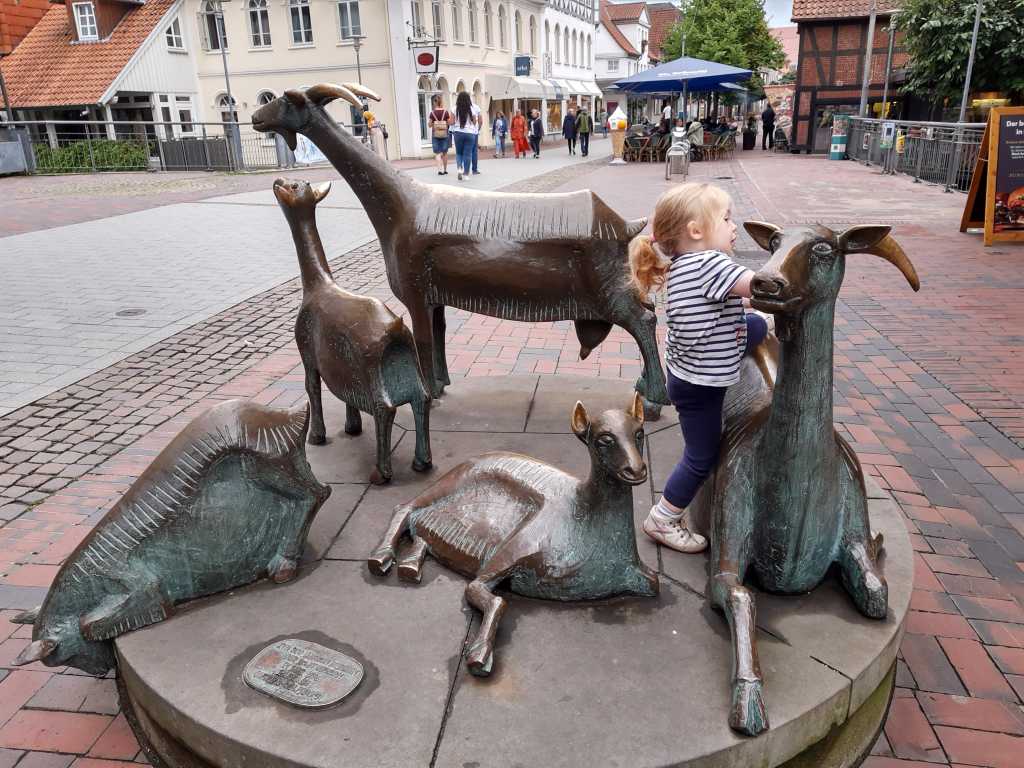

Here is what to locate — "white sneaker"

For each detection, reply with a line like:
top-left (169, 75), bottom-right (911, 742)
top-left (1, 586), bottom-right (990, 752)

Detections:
top-left (642, 509), bottom-right (707, 553)
top-left (457, 171), bottom-right (463, 181)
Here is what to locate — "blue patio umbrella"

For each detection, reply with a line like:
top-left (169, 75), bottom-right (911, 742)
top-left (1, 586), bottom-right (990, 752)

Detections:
top-left (614, 56), bottom-right (752, 93)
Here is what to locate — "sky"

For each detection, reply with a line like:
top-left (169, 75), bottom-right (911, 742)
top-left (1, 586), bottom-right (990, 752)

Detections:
top-left (764, 0), bottom-right (795, 27)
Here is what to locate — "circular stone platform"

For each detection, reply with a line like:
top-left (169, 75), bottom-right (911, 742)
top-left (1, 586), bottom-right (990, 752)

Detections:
top-left (115, 375), bottom-right (912, 768)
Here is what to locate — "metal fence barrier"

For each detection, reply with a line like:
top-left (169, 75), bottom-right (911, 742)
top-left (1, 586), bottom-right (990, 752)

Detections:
top-left (0, 119), bottom-right (375, 174)
top-left (846, 117), bottom-right (985, 193)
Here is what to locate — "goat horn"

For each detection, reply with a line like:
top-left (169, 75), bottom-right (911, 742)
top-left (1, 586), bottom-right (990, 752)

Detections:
top-left (305, 83), bottom-right (361, 108)
top-left (342, 83), bottom-right (382, 102)
top-left (859, 234), bottom-right (920, 292)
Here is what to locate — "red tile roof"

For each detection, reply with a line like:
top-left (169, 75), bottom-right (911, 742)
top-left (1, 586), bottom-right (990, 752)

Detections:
top-left (0, 0), bottom-right (52, 56)
top-left (0, 0), bottom-right (175, 108)
top-left (792, 0), bottom-right (901, 21)
top-left (769, 26), bottom-right (798, 68)
top-left (647, 4), bottom-right (682, 63)
top-left (604, 1), bottom-right (645, 23)
top-left (600, 6), bottom-right (639, 57)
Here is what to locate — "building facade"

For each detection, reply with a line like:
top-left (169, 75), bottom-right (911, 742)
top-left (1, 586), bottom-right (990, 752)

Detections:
top-left (595, 0), bottom-right (656, 125)
top-left (791, 0), bottom-right (907, 153)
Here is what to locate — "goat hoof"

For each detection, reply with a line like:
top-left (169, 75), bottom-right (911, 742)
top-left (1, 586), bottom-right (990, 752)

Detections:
top-left (367, 548), bottom-right (395, 576)
top-left (642, 399), bottom-right (663, 422)
top-left (369, 468), bottom-right (392, 485)
top-left (397, 560), bottom-right (423, 583)
top-left (268, 554), bottom-right (298, 583)
top-left (412, 458), bottom-right (433, 473)
top-left (466, 642), bottom-right (494, 677)
top-left (856, 577), bottom-right (889, 620)
top-left (729, 679), bottom-right (769, 736)
top-left (307, 432), bottom-right (327, 446)
top-left (343, 424), bottom-right (362, 436)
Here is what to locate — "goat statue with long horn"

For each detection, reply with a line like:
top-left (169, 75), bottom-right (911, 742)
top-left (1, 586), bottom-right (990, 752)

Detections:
top-left (687, 223), bottom-right (920, 737)
top-left (251, 83), bottom-right (669, 417)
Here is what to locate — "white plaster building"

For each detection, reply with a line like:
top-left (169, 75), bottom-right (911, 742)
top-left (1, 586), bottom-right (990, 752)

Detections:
top-left (594, 0), bottom-right (657, 123)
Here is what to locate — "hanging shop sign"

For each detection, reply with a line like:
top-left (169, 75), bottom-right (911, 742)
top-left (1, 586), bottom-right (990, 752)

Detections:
top-left (960, 106), bottom-right (1024, 246)
top-left (413, 47), bottom-right (439, 74)
top-left (515, 56), bottom-right (532, 77)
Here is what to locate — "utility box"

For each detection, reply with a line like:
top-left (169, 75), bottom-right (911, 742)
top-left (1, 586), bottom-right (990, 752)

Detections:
top-left (0, 126), bottom-right (31, 175)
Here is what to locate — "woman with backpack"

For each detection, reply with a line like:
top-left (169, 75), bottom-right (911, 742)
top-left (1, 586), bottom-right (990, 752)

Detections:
top-left (427, 95), bottom-right (452, 176)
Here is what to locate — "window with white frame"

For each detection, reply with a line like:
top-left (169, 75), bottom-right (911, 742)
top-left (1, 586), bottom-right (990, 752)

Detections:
top-left (410, 0), bottom-right (423, 36)
top-left (528, 15), bottom-right (535, 55)
top-left (289, 0), bottom-right (313, 44)
top-left (176, 95), bottom-right (195, 133)
top-left (468, 0), bottom-right (477, 43)
top-left (513, 10), bottom-right (521, 52)
top-left (430, 0), bottom-right (443, 39)
top-left (553, 23), bottom-right (559, 63)
top-left (571, 30), bottom-right (576, 66)
top-left (607, 58), bottom-right (618, 72)
top-left (483, 1), bottom-right (492, 46)
top-left (218, 94), bottom-right (238, 122)
top-left (257, 92), bottom-right (276, 142)
top-left (544, 20), bottom-right (550, 60)
top-left (586, 34), bottom-right (591, 69)
top-left (339, 0), bottom-right (361, 38)
top-left (166, 18), bottom-right (185, 50)
top-left (200, 1), bottom-right (226, 50)
top-left (73, 2), bottom-right (98, 41)
top-left (497, 4), bottom-right (505, 48)
top-left (247, 0), bottom-right (271, 47)
top-left (450, 0), bottom-right (461, 41)
top-left (563, 28), bottom-right (568, 64)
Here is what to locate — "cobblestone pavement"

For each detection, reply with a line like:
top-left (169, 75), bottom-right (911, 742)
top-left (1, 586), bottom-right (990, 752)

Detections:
top-left (0, 142), bottom-right (610, 416)
top-left (0, 149), bottom-right (1023, 766)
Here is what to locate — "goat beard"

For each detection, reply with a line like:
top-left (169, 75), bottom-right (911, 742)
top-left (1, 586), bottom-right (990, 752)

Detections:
top-left (774, 313), bottom-right (796, 343)
top-left (276, 128), bottom-right (298, 151)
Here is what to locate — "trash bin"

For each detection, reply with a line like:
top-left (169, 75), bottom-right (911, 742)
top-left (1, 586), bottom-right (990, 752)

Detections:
top-left (742, 129), bottom-right (756, 151)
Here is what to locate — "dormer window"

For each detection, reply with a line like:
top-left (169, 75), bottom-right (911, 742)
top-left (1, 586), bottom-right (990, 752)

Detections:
top-left (73, 2), bottom-right (99, 41)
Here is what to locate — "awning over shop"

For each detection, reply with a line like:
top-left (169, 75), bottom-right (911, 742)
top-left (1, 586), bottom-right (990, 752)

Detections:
top-left (486, 75), bottom-right (549, 100)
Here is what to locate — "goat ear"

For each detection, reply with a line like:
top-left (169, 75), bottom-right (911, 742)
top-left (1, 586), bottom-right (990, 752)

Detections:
top-left (627, 392), bottom-right (644, 425)
top-left (13, 638), bottom-right (57, 666)
top-left (570, 401), bottom-right (590, 442)
top-left (312, 182), bottom-right (331, 202)
top-left (343, 82), bottom-right (383, 102)
top-left (285, 89), bottom-right (306, 107)
top-left (744, 221), bottom-right (783, 252)
top-left (306, 83), bottom-right (361, 108)
top-left (840, 226), bottom-right (920, 292)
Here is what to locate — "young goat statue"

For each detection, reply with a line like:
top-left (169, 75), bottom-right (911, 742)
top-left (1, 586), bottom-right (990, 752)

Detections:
top-left (368, 394), bottom-right (658, 675)
top-left (274, 178), bottom-right (432, 484)
top-left (689, 222), bottom-right (920, 737)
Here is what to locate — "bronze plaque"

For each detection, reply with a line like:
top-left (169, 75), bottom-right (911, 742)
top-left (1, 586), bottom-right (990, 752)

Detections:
top-left (243, 638), bottom-right (364, 708)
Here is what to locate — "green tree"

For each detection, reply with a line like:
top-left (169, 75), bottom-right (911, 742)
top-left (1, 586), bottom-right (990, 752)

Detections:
top-left (894, 0), bottom-right (1024, 107)
top-left (660, 0), bottom-right (784, 74)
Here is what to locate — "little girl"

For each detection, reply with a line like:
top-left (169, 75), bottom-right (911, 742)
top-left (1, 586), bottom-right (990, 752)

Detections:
top-left (629, 182), bottom-right (769, 553)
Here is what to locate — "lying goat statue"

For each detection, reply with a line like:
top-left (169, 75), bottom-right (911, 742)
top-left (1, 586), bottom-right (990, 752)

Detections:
top-left (690, 223), bottom-right (920, 736)
top-left (252, 84), bottom-right (668, 417)
top-left (274, 177), bottom-right (432, 484)
top-left (368, 394), bottom-right (658, 675)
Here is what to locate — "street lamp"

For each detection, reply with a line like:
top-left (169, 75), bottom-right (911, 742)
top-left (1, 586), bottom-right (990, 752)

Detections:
top-left (350, 34), bottom-right (365, 84)
top-left (213, 0), bottom-right (236, 122)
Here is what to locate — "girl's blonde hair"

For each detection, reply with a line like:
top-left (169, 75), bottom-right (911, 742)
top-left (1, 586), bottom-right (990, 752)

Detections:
top-left (628, 182), bottom-right (732, 294)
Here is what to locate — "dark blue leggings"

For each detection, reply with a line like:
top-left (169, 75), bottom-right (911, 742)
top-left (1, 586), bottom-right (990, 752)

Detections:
top-left (662, 314), bottom-right (768, 509)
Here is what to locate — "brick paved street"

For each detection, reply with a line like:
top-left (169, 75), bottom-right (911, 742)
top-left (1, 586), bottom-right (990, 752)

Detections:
top-left (1, 147), bottom-right (1023, 766)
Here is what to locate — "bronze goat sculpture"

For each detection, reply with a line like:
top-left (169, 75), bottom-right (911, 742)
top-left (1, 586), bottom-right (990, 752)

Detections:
top-left (689, 222), bottom-right (920, 736)
top-left (274, 177), bottom-right (432, 484)
top-left (252, 84), bottom-right (669, 416)
top-left (368, 394), bottom-right (658, 676)
top-left (12, 400), bottom-right (330, 675)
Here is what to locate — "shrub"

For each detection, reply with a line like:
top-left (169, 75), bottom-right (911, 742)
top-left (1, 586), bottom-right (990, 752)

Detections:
top-left (34, 138), bottom-right (150, 172)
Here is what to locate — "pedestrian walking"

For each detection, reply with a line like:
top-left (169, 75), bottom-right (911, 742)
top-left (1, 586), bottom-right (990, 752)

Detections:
top-left (562, 107), bottom-right (578, 156)
top-left (761, 102), bottom-right (776, 151)
top-left (529, 109), bottom-right (544, 158)
top-left (470, 95), bottom-right (483, 175)
top-left (451, 91), bottom-right (481, 181)
top-left (492, 112), bottom-right (508, 158)
top-left (599, 109), bottom-right (608, 138)
top-left (511, 108), bottom-right (530, 158)
top-left (428, 95), bottom-right (452, 176)
top-left (577, 107), bottom-right (592, 157)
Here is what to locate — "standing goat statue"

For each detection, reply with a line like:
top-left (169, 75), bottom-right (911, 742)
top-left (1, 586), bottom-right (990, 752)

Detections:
top-left (368, 395), bottom-right (658, 676)
top-left (689, 222), bottom-right (920, 736)
top-left (274, 177), bottom-right (432, 484)
top-left (251, 84), bottom-right (668, 416)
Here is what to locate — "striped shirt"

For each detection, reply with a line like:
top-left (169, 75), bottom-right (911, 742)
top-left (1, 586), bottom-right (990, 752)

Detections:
top-left (664, 250), bottom-right (750, 387)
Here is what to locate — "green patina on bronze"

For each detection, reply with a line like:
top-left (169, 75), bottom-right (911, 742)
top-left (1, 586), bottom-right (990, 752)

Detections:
top-left (251, 84), bottom-right (668, 415)
top-left (368, 395), bottom-right (658, 676)
top-left (274, 177), bottom-right (432, 485)
top-left (12, 400), bottom-right (331, 675)
top-left (689, 222), bottom-right (920, 737)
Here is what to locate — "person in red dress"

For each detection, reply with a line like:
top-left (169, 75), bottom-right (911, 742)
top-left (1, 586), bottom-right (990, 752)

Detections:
top-left (510, 109), bottom-right (530, 159)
